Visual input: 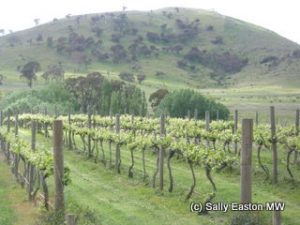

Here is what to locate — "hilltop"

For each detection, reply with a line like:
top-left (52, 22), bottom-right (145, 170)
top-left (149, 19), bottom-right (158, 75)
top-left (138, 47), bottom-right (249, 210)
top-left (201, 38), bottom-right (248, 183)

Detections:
top-left (0, 7), bottom-right (300, 89)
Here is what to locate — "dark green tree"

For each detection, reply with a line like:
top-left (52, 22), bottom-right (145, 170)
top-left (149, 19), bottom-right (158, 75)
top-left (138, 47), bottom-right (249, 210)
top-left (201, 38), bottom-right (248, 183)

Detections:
top-left (149, 89), bottom-right (169, 110)
top-left (20, 61), bottom-right (41, 88)
top-left (65, 72), bottom-right (103, 112)
top-left (158, 89), bottom-right (229, 119)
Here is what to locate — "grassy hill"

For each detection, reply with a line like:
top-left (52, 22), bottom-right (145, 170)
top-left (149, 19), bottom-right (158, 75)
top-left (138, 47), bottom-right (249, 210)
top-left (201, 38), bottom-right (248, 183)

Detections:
top-left (0, 7), bottom-right (299, 89)
top-left (0, 7), bottom-right (300, 122)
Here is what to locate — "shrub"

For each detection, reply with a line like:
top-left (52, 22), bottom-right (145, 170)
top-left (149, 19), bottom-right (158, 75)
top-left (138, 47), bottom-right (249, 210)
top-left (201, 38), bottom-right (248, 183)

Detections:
top-left (292, 49), bottom-right (300, 58)
top-left (158, 89), bottom-right (229, 119)
top-left (119, 72), bottom-right (135, 82)
top-left (137, 74), bottom-right (146, 84)
top-left (146, 32), bottom-right (160, 43)
top-left (184, 48), bottom-right (248, 74)
top-left (0, 83), bottom-right (74, 114)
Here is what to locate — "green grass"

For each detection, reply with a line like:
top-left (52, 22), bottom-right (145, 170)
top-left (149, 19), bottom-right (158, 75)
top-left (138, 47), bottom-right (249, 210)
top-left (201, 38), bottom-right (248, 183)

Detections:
top-left (0, 168), bottom-right (15, 225)
top-left (14, 128), bottom-right (300, 225)
top-left (0, 156), bottom-right (39, 225)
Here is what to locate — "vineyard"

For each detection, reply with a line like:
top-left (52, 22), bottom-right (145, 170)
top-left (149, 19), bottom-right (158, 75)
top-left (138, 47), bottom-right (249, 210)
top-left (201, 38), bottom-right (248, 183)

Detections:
top-left (0, 108), bottom-right (299, 224)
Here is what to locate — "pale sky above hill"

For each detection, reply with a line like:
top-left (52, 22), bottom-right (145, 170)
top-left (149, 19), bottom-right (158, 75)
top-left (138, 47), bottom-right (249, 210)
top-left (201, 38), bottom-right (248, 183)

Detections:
top-left (0, 0), bottom-right (299, 44)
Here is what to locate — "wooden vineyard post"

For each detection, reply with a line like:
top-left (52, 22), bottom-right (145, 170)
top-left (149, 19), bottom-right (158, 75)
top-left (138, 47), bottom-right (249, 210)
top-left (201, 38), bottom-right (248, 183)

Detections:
top-left (273, 210), bottom-right (281, 225)
top-left (194, 108), bottom-right (198, 120)
top-left (296, 109), bottom-right (300, 135)
top-left (53, 120), bottom-right (64, 218)
top-left (14, 113), bottom-right (18, 137)
top-left (0, 110), bottom-right (3, 127)
top-left (44, 107), bottom-right (48, 137)
top-left (216, 110), bottom-right (219, 121)
top-left (0, 111), bottom-right (3, 154)
top-left (13, 112), bottom-right (19, 178)
top-left (255, 111), bottom-right (259, 127)
top-left (68, 109), bottom-right (72, 150)
top-left (36, 107), bottom-right (42, 133)
top-left (205, 111), bottom-right (210, 147)
top-left (109, 113), bottom-right (113, 167)
top-left (270, 106), bottom-right (278, 184)
top-left (31, 121), bottom-right (36, 150)
top-left (159, 114), bottom-right (166, 191)
top-left (54, 105), bottom-right (58, 118)
top-left (234, 110), bottom-right (238, 154)
top-left (28, 121), bottom-right (36, 201)
top-left (205, 111), bottom-right (210, 131)
top-left (240, 119), bottom-right (253, 203)
top-left (66, 214), bottom-right (76, 225)
top-left (294, 109), bottom-right (300, 164)
top-left (186, 110), bottom-right (191, 120)
top-left (7, 110), bottom-right (11, 163)
top-left (93, 110), bottom-right (96, 129)
top-left (115, 114), bottom-right (121, 173)
top-left (7, 110), bottom-right (11, 132)
top-left (87, 106), bottom-right (92, 157)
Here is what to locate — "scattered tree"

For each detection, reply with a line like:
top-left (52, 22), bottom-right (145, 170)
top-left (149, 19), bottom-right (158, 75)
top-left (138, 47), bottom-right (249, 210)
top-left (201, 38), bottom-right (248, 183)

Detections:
top-left (110, 44), bottom-right (127, 63)
top-left (149, 88), bottom-right (169, 110)
top-left (47, 37), bottom-right (53, 47)
top-left (211, 36), bottom-right (223, 45)
top-left (0, 74), bottom-right (4, 85)
top-left (206, 25), bottom-right (214, 31)
top-left (119, 72), bottom-right (134, 82)
top-left (292, 49), bottom-right (300, 58)
top-left (137, 74), bottom-right (146, 84)
top-left (20, 61), bottom-right (41, 88)
top-left (36, 33), bottom-right (43, 42)
top-left (42, 63), bottom-right (64, 81)
top-left (91, 27), bottom-right (103, 37)
top-left (111, 33), bottom-right (122, 43)
top-left (155, 71), bottom-right (166, 76)
top-left (184, 47), bottom-right (248, 74)
top-left (65, 72), bottom-right (104, 112)
top-left (147, 32), bottom-right (160, 43)
top-left (7, 35), bottom-right (21, 47)
top-left (65, 74), bottom-right (146, 115)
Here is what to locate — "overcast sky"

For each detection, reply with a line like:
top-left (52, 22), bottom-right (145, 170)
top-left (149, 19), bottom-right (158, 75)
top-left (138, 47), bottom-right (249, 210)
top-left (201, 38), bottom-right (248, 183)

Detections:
top-left (0, 0), bottom-right (299, 44)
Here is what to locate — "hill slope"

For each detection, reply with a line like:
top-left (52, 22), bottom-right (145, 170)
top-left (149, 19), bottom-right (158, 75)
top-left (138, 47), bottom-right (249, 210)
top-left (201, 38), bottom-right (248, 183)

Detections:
top-left (0, 7), bottom-right (300, 88)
